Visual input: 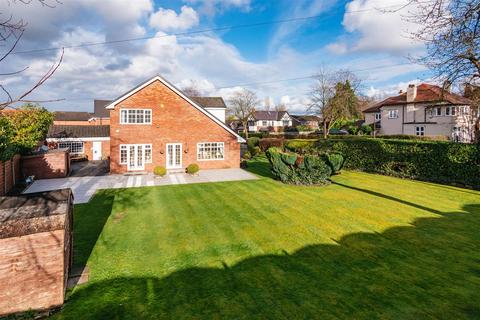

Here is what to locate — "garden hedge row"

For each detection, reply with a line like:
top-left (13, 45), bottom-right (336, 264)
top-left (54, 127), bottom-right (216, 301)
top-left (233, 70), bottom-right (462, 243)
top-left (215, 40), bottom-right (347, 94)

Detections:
top-left (311, 139), bottom-right (480, 189)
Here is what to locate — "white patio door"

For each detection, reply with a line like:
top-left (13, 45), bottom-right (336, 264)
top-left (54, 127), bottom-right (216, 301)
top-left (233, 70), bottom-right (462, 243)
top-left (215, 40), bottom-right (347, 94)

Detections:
top-left (127, 145), bottom-right (145, 171)
top-left (166, 143), bottom-right (182, 169)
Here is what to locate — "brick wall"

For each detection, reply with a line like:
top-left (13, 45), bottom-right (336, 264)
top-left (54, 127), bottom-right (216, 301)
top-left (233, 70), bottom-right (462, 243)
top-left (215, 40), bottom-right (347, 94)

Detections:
top-left (22, 150), bottom-right (70, 179)
top-left (110, 80), bottom-right (241, 173)
top-left (0, 230), bottom-right (66, 315)
top-left (0, 155), bottom-right (21, 196)
top-left (82, 140), bottom-right (110, 160)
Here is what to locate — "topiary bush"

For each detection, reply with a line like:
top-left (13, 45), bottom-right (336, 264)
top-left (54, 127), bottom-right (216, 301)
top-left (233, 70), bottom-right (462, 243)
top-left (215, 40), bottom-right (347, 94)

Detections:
top-left (153, 166), bottom-right (166, 176)
top-left (186, 163), bottom-right (200, 174)
top-left (243, 151), bottom-right (252, 159)
top-left (266, 147), bottom-right (332, 185)
top-left (252, 146), bottom-right (261, 156)
top-left (324, 152), bottom-right (345, 174)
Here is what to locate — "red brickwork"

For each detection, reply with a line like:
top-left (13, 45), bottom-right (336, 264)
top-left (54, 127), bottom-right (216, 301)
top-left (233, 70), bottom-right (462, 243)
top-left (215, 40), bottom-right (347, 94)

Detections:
top-left (0, 155), bottom-right (21, 196)
top-left (0, 230), bottom-right (67, 316)
top-left (22, 151), bottom-right (70, 179)
top-left (110, 80), bottom-right (240, 174)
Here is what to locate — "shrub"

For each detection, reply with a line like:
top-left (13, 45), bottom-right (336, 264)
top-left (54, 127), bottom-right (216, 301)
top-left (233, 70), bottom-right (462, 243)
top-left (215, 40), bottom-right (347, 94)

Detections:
top-left (243, 151), bottom-right (252, 159)
top-left (265, 147), bottom-right (332, 185)
top-left (252, 146), bottom-right (261, 156)
top-left (285, 139), bottom-right (317, 154)
top-left (153, 166), bottom-right (166, 176)
top-left (325, 152), bottom-right (345, 174)
top-left (259, 138), bottom-right (284, 151)
top-left (247, 137), bottom-right (260, 150)
top-left (186, 163), bottom-right (200, 174)
top-left (314, 138), bottom-right (480, 189)
top-left (297, 125), bottom-right (314, 132)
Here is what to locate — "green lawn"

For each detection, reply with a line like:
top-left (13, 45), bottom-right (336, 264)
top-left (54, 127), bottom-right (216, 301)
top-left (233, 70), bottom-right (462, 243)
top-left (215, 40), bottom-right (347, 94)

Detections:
top-left (56, 157), bottom-right (480, 319)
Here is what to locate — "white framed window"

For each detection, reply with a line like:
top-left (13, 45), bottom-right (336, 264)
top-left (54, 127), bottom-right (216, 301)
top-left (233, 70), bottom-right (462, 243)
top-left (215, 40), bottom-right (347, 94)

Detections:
top-left (433, 107), bottom-right (442, 116)
top-left (375, 112), bottom-right (381, 121)
top-left (144, 144), bottom-right (152, 163)
top-left (388, 110), bottom-right (399, 119)
top-left (120, 109), bottom-right (152, 124)
top-left (458, 106), bottom-right (467, 115)
top-left (120, 145), bottom-right (128, 164)
top-left (283, 120), bottom-right (289, 126)
top-left (197, 142), bottom-right (225, 160)
top-left (119, 144), bottom-right (151, 164)
top-left (262, 120), bottom-right (267, 126)
top-left (445, 106), bottom-right (456, 116)
top-left (415, 126), bottom-right (425, 136)
top-left (58, 141), bottom-right (84, 154)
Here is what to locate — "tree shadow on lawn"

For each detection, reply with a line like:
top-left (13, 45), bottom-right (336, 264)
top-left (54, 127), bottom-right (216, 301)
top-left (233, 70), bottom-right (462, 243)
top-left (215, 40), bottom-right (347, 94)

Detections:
top-left (245, 155), bottom-right (275, 179)
top-left (59, 203), bottom-right (480, 320)
top-left (72, 187), bottom-right (154, 268)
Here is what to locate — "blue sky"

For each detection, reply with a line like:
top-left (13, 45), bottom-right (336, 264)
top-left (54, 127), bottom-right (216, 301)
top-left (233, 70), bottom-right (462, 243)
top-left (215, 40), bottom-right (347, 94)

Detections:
top-left (3, 0), bottom-right (432, 112)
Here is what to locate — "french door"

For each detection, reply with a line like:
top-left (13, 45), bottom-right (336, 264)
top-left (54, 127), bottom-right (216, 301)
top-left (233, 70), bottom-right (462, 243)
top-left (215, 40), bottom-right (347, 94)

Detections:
top-left (127, 145), bottom-right (145, 171)
top-left (166, 143), bottom-right (182, 169)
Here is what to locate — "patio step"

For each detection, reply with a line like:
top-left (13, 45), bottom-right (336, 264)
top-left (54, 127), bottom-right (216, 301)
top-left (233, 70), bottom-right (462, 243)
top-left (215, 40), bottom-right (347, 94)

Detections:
top-left (167, 169), bottom-right (185, 174)
top-left (123, 171), bottom-right (148, 176)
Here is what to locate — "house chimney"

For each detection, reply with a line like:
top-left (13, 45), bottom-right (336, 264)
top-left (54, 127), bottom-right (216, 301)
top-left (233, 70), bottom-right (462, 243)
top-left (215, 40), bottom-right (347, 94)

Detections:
top-left (399, 90), bottom-right (403, 94)
top-left (443, 80), bottom-right (452, 93)
top-left (406, 84), bottom-right (417, 103)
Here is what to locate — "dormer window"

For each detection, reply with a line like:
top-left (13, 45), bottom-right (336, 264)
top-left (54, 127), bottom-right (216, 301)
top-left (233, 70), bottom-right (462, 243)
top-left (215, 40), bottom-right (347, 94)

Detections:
top-left (120, 109), bottom-right (152, 124)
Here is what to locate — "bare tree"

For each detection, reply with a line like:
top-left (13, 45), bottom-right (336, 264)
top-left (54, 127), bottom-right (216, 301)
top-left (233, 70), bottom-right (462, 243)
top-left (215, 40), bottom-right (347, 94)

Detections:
top-left (181, 80), bottom-right (202, 97)
top-left (274, 103), bottom-right (287, 112)
top-left (228, 89), bottom-right (259, 139)
top-left (308, 68), bottom-right (361, 138)
top-left (0, 0), bottom-right (63, 110)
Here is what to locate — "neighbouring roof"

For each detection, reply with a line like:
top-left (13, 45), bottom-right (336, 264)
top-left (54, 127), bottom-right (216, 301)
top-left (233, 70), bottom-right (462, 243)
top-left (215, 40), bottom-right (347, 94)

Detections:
top-left (363, 83), bottom-right (472, 113)
top-left (291, 115), bottom-right (321, 122)
top-left (0, 189), bottom-right (72, 239)
top-left (54, 111), bottom-right (92, 121)
top-left (190, 96), bottom-right (226, 109)
top-left (47, 125), bottom-right (110, 139)
top-left (93, 99), bottom-right (112, 118)
top-left (253, 110), bottom-right (290, 121)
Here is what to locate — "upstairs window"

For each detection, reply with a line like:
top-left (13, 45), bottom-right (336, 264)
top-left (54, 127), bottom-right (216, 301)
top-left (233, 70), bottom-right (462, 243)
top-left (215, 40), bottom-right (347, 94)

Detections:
top-left (445, 106), bottom-right (456, 116)
top-left (388, 110), bottom-right (399, 119)
top-left (433, 107), bottom-right (442, 116)
top-left (120, 109), bottom-right (152, 124)
top-left (282, 120), bottom-right (290, 126)
top-left (262, 120), bottom-right (267, 126)
top-left (375, 113), bottom-right (381, 121)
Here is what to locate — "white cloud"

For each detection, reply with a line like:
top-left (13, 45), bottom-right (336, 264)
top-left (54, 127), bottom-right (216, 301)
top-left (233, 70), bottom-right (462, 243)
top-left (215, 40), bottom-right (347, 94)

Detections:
top-left (327, 0), bottom-right (422, 54)
top-left (184, 0), bottom-right (251, 16)
top-left (149, 6), bottom-right (199, 31)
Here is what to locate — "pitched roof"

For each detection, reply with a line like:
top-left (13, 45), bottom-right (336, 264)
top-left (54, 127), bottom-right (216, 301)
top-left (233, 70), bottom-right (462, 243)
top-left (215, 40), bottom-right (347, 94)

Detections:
top-left (93, 100), bottom-right (112, 118)
top-left (254, 110), bottom-right (289, 121)
top-left (190, 97), bottom-right (226, 109)
top-left (363, 83), bottom-right (472, 113)
top-left (47, 125), bottom-right (110, 138)
top-left (104, 75), bottom-right (245, 142)
top-left (54, 111), bottom-right (91, 121)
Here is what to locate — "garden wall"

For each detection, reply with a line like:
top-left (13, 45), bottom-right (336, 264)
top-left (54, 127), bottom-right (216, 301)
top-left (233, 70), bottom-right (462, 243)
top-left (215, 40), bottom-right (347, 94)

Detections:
top-left (0, 154), bottom-right (21, 196)
top-left (313, 139), bottom-right (480, 189)
top-left (22, 149), bottom-right (70, 179)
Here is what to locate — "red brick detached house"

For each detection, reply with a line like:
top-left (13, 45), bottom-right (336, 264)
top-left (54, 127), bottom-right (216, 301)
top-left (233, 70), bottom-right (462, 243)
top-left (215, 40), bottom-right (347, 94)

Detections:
top-left (106, 75), bottom-right (245, 174)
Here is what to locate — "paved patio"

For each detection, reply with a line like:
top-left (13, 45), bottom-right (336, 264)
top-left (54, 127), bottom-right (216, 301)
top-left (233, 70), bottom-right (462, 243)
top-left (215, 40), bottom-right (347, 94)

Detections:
top-left (24, 169), bottom-right (258, 204)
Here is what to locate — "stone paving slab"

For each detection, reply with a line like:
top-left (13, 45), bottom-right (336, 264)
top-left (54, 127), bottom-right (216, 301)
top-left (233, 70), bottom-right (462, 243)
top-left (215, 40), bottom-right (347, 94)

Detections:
top-left (24, 169), bottom-right (258, 204)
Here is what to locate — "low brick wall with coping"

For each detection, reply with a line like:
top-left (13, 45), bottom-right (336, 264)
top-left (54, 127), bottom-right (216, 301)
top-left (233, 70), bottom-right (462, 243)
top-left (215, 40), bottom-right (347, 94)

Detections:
top-left (22, 149), bottom-right (70, 180)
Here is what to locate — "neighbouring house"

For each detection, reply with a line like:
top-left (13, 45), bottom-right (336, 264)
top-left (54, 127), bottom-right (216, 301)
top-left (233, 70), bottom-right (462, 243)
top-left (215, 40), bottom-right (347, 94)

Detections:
top-left (46, 125), bottom-right (110, 160)
top-left (105, 75), bottom-right (245, 174)
top-left (53, 100), bottom-right (111, 126)
top-left (363, 83), bottom-right (475, 142)
top-left (248, 111), bottom-right (293, 132)
top-left (291, 115), bottom-right (321, 130)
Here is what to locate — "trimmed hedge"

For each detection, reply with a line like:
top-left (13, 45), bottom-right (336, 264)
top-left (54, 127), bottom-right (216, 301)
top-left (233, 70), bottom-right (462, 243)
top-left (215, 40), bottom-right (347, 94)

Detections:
top-left (259, 138), bottom-right (284, 151)
top-left (266, 147), bottom-right (332, 185)
top-left (186, 163), bottom-right (200, 174)
top-left (314, 139), bottom-right (480, 189)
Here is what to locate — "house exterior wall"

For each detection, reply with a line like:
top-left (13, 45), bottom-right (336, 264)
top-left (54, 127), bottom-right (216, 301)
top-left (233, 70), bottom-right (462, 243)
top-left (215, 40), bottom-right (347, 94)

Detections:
top-left (379, 105), bottom-right (404, 135)
top-left (364, 113), bottom-right (376, 125)
top-left (204, 108), bottom-right (225, 123)
top-left (249, 119), bottom-right (293, 132)
top-left (82, 140), bottom-right (111, 160)
top-left (109, 80), bottom-right (240, 173)
top-left (0, 229), bottom-right (66, 316)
